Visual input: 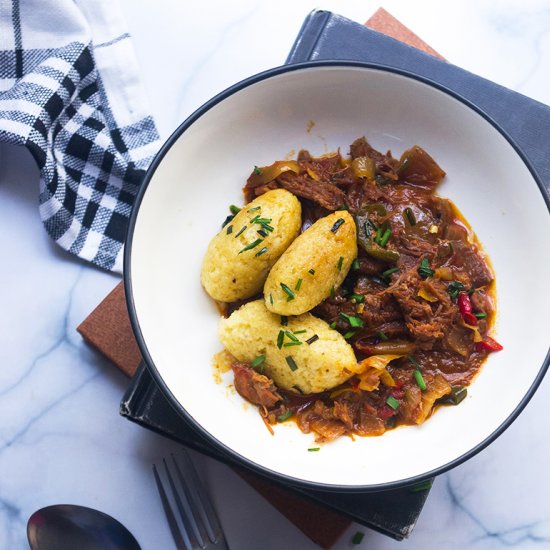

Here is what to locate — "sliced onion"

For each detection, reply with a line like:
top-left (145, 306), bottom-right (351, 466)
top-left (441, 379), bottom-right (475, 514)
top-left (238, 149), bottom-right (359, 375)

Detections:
top-left (351, 156), bottom-right (376, 179)
top-left (247, 160), bottom-right (300, 187)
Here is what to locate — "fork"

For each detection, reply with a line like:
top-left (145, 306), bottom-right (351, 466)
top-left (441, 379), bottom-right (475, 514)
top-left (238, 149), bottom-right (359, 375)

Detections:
top-left (153, 450), bottom-right (229, 549)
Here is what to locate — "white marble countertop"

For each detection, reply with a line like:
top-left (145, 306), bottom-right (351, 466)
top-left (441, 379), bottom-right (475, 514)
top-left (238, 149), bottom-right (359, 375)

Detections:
top-left (2, 1), bottom-right (550, 548)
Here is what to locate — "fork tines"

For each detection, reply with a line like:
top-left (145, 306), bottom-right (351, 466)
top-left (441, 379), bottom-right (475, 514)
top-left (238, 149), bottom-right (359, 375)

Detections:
top-left (153, 450), bottom-right (228, 550)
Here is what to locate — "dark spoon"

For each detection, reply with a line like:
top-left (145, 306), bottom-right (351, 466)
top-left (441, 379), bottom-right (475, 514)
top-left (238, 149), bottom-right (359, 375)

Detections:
top-left (27, 504), bottom-right (141, 550)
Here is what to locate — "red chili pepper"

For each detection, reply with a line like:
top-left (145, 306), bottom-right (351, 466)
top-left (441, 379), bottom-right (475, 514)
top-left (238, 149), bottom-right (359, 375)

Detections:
top-left (378, 405), bottom-right (397, 419)
top-left (458, 292), bottom-right (477, 326)
top-left (476, 336), bottom-right (503, 353)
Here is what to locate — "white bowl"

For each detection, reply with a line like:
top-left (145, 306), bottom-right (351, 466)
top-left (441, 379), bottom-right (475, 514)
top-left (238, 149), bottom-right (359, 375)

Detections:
top-left (125, 62), bottom-right (550, 491)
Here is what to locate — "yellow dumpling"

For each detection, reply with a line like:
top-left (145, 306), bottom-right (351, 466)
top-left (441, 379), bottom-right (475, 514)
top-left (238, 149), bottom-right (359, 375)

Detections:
top-left (201, 189), bottom-right (301, 302)
top-left (264, 211), bottom-right (357, 315)
top-left (219, 300), bottom-right (358, 394)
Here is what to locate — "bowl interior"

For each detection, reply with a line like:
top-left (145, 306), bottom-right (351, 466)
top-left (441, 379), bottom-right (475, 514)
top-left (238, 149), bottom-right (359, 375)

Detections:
top-left (128, 65), bottom-right (550, 489)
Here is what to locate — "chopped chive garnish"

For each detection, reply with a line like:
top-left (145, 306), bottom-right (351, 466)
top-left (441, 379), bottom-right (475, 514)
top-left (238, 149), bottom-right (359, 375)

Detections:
top-left (239, 238), bottom-right (263, 254)
top-left (226, 225), bottom-right (233, 235)
top-left (382, 267), bottom-right (399, 278)
top-left (308, 447), bottom-right (321, 452)
top-left (251, 216), bottom-right (272, 224)
top-left (253, 165), bottom-right (262, 175)
top-left (269, 293), bottom-right (273, 305)
top-left (408, 355), bottom-right (421, 370)
top-left (295, 278), bottom-right (303, 291)
top-left (447, 386), bottom-right (468, 405)
top-left (251, 355), bottom-right (266, 368)
top-left (448, 281), bottom-right (465, 300)
top-left (283, 341), bottom-right (302, 347)
top-left (377, 331), bottom-right (388, 341)
top-left (351, 531), bottom-right (365, 545)
top-left (306, 334), bottom-right (319, 345)
top-left (229, 205), bottom-right (241, 215)
top-left (350, 293), bottom-right (364, 303)
top-left (281, 316), bottom-right (288, 326)
top-left (280, 283), bottom-right (296, 301)
top-left (352, 258), bottom-right (361, 271)
top-left (414, 369), bottom-right (427, 391)
top-left (257, 229), bottom-right (268, 237)
top-left (308, 268), bottom-right (315, 275)
top-left (474, 312), bottom-right (487, 319)
top-left (248, 206), bottom-right (261, 212)
top-left (261, 223), bottom-right (274, 232)
top-left (329, 321), bottom-right (337, 330)
top-left (449, 242), bottom-right (454, 255)
top-left (222, 214), bottom-right (234, 228)
top-left (404, 207), bottom-right (416, 225)
top-left (286, 356), bottom-right (298, 371)
top-left (386, 396), bottom-right (400, 410)
top-left (276, 330), bottom-right (284, 349)
top-left (255, 247), bottom-right (268, 257)
top-left (284, 330), bottom-right (299, 343)
top-left (409, 480), bottom-right (433, 493)
top-left (339, 312), bottom-right (364, 328)
top-left (277, 410), bottom-right (293, 422)
top-left (378, 228), bottom-right (392, 247)
top-left (330, 286), bottom-right (335, 298)
top-left (418, 258), bottom-right (435, 279)
top-left (344, 331), bottom-right (356, 339)
top-left (234, 225), bottom-right (247, 238)
top-left (293, 330), bottom-right (307, 335)
top-left (337, 256), bottom-right (344, 271)
top-left (331, 218), bottom-right (345, 233)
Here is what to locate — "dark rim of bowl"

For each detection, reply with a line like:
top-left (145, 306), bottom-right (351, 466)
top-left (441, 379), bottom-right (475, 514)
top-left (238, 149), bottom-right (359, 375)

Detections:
top-left (124, 60), bottom-right (550, 493)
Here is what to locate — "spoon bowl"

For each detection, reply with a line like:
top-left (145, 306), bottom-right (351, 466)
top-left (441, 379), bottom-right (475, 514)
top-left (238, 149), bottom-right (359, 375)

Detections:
top-left (27, 504), bottom-right (140, 550)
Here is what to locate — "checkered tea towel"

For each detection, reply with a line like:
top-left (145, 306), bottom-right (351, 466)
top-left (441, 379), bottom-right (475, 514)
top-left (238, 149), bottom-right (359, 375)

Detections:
top-left (0, 0), bottom-right (161, 272)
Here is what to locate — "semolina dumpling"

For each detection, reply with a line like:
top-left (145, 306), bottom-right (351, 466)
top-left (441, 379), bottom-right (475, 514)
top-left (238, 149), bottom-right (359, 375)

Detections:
top-left (201, 189), bottom-right (301, 302)
top-left (219, 300), bottom-right (358, 394)
top-left (264, 211), bottom-right (357, 315)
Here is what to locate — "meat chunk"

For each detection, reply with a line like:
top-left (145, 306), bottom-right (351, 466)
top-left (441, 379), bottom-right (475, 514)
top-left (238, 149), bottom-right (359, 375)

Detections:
top-left (232, 362), bottom-right (282, 408)
top-left (389, 272), bottom-right (454, 346)
top-left (449, 241), bottom-right (493, 288)
top-left (471, 288), bottom-right (494, 315)
top-left (360, 293), bottom-right (403, 328)
top-left (296, 401), bottom-right (347, 442)
top-left (346, 181), bottom-right (386, 213)
top-left (277, 172), bottom-right (346, 211)
top-left (355, 255), bottom-right (387, 275)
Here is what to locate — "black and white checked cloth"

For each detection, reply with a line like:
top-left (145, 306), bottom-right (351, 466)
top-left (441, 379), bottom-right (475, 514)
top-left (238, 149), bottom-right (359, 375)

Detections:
top-left (0, 0), bottom-right (161, 272)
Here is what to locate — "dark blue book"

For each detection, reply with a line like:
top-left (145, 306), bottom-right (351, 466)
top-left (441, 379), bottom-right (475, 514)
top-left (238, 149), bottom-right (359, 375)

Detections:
top-left (120, 9), bottom-right (550, 543)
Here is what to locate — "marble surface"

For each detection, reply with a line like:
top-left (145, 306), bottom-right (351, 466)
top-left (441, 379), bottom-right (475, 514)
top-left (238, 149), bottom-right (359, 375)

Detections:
top-left (2, 0), bottom-right (550, 548)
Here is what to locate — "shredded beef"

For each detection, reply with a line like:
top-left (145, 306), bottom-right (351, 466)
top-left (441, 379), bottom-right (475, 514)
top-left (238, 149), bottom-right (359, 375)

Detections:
top-left (277, 171), bottom-right (346, 211)
top-left (449, 241), bottom-right (494, 288)
top-left (355, 255), bottom-right (387, 275)
top-left (296, 401), bottom-right (347, 442)
top-left (301, 153), bottom-right (342, 182)
top-left (360, 293), bottom-right (402, 328)
top-left (232, 362), bottom-right (282, 408)
top-left (346, 180), bottom-right (386, 213)
top-left (389, 271), bottom-right (454, 346)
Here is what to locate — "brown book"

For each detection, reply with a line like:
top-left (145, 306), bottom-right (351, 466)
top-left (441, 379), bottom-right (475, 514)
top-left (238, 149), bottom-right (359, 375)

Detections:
top-left (77, 9), bottom-right (441, 548)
